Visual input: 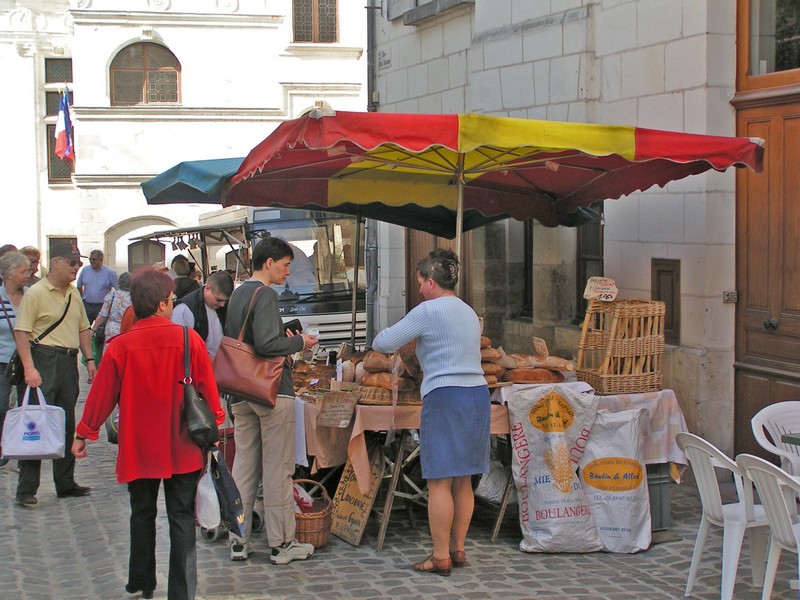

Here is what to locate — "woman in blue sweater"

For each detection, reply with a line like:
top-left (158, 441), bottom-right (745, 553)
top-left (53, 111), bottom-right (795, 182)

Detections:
top-left (373, 248), bottom-right (490, 576)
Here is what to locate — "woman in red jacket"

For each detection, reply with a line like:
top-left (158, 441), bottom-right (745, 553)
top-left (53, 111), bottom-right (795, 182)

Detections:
top-left (73, 269), bottom-right (224, 600)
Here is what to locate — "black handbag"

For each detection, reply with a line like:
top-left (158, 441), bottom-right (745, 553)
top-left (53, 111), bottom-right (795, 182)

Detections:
top-left (3, 295), bottom-right (72, 386)
top-left (180, 326), bottom-right (219, 448)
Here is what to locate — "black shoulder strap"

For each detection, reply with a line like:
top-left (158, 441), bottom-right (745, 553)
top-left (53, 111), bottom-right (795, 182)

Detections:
top-left (183, 325), bottom-right (191, 382)
top-left (0, 295), bottom-right (14, 337)
top-left (32, 294), bottom-right (72, 345)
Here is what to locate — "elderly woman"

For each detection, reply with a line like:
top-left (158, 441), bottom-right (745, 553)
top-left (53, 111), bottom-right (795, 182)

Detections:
top-left (0, 252), bottom-right (30, 466)
top-left (91, 271), bottom-right (132, 348)
top-left (372, 248), bottom-right (490, 576)
top-left (73, 269), bottom-right (224, 599)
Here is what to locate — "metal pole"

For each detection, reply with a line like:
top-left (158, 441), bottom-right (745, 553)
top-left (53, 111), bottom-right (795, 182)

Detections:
top-left (455, 154), bottom-right (465, 262)
top-left (350, 217), bottom-right (362, 347)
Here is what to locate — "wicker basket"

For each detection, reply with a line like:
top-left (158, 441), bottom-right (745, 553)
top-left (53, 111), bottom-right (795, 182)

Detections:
top-left (294, 479), bottom-right (332, 548)
top-left (576, 299), bottom-right (665, 395)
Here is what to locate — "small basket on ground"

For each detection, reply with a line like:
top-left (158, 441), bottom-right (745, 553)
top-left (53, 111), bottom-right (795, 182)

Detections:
top-left (294, 479), bottom-right (332, 548)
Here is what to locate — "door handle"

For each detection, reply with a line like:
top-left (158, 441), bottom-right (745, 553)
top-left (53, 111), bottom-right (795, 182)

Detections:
top-left (763, 317), bottom-right (779, 330)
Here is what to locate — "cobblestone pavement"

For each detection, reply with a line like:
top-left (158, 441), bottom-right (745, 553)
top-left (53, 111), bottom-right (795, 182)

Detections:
top-left (1, 370), bottom-right (797, 599)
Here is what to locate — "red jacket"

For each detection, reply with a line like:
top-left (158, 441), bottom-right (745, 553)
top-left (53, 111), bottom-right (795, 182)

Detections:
top-left (77, 316), bottom-right (224, 483)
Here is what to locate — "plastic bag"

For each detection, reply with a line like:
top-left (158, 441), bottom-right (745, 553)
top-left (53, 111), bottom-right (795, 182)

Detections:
top-left (1, 387), bottom-right (65, 460)
top-left (195, 453), bottom-right (221, 530)
top-left (293, 483), bottom-right (314, 513)
top-left (104, 407), bottom-right (120, 444)
top-left (475, 459), bottom-right (516, 505)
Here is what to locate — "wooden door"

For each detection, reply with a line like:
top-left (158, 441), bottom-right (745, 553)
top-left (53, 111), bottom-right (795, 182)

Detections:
top-left (405, 230), bottom-right (472, 311)
top-left (735, 103), bottom-right (800, 456)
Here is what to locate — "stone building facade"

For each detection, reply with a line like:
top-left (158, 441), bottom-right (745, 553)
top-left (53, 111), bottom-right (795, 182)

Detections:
top-left (1, 0), bottom-right (367, 271)
top-left (372, 0), bottom-right (745, 451)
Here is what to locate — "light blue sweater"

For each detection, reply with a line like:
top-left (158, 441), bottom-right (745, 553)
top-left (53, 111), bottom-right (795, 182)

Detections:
top-left (0, 286), bottom-right (17, 363)
top-left (372, 296), bottom-right (485, 397)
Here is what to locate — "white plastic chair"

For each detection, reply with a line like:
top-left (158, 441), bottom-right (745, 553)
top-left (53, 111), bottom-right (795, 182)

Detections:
top-left (676, 433), bottom-right (768, 599)
top-left (751, 401), bottom-right (800, 475)
top-left (737, 454), bottom-right (800, 600)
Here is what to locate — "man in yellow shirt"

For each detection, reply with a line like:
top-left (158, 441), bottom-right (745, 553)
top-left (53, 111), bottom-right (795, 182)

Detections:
top-left (13, 242), bottom-right (97, 507)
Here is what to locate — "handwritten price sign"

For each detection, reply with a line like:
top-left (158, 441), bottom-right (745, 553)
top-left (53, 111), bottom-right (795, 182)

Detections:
top-left (583, 277), bottom-right (618, 301)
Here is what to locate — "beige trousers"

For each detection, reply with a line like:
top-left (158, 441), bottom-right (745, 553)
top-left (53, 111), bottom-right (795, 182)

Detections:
top-left (229, 394), bottom-right (296, 548)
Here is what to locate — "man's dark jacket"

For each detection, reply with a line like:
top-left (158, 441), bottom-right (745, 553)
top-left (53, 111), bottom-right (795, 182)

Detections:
top-left (175, 287), bottom-right (226, 342)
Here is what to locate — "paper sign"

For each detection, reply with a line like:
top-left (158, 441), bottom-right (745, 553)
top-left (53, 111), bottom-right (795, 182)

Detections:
top-left (336, 358), bottom-right (343, 381)
top-left (532, 337), bottom-right (549, 356)
top-left (316, 391), bottom-right (359, 428)
top-left (583, 276), bottom-right (618, 301)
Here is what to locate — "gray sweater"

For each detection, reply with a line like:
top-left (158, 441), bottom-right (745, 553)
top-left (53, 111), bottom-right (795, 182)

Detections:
top-left (225, 280), bottom-right (303, 397)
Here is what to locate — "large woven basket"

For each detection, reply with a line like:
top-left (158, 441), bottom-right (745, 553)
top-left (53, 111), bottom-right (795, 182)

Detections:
top-left (294, 479), bottom-right (332, 548)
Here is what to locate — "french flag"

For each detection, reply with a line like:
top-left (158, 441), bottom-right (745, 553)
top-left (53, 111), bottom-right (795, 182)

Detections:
top-left (54, 87), bottom-right (74, 161)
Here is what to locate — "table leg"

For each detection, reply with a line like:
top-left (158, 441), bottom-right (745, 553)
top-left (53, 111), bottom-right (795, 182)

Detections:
top-left (491, 473), bottom-right (514, 542)
top-left (375, 430), bottom-right (407, 551)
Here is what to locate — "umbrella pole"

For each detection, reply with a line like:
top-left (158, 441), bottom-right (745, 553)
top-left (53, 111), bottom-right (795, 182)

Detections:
top-left (350, 216), bottom-right (362, 347)
top-left (455, 157), bottom-right (465, 262)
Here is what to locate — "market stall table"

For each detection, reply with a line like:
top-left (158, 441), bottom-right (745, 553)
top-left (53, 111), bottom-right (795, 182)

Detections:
top-left (347, 404), bottom-right (511, 550)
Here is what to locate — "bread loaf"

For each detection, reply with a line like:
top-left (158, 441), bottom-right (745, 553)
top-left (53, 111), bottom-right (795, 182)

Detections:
top-left (363, 351), bottom-right (393, 373)
top-left (510, 353), bottom-right (574, 371)
top-left (501, 368), bottom-right (565, 383)
top-left (480, 336), bottom-right (492, 348)
top-left (360, 372), bottom-right (416, 391)
top-left (481, 362), bottom-right (506, 378)
top-left (483, 374), bottom-right (498, 385)
top-left (480, 347), bottom-right (502, 362)
top-left (354, 361), bottom-right (367, 384)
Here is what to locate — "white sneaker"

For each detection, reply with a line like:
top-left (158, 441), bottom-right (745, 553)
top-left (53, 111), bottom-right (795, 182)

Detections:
top-left (230, 541), bottom-right (253, 561)
top-left (270, 540), bottom-right (314, 565)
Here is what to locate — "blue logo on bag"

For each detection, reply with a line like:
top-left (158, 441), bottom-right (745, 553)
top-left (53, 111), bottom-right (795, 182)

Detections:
top-left (23, 421), bottom-right (40, 442)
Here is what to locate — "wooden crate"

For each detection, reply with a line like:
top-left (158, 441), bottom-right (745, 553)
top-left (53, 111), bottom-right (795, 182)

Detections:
top-left (576, 299), bottom-right (665, 395)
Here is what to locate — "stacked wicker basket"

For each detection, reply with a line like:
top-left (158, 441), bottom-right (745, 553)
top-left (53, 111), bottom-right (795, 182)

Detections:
top-left (576, 299), bottom-right (665, 395)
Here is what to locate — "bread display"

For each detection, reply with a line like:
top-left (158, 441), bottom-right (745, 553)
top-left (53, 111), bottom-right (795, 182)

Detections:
top-left (510, 353), bottom-right (574, 371)
top-left (480, 346), bottom-right (502, 362)
top-left (480, 336), bottom-right (492, 348)
top-left (502, 368), bottom-right (565, 384)
top-left (483, 374), bottom-right (498, 385)
top-left (397, 341), bottom-right (422, 381)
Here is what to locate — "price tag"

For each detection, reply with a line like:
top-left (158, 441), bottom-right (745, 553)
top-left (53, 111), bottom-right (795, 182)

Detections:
top-left (336, 358), bottom-right (343, 381)
top-left (583, 276), bottom-right (618, 301)
top-left (532, 337), bottom-right (549, 356)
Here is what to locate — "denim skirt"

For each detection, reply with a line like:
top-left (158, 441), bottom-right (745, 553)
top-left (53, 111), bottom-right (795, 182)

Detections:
top-left (419, 385), bottom-right (491, 480)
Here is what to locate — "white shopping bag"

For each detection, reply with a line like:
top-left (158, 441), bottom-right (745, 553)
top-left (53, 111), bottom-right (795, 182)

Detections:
top-left (195, 453), bottom-right (221, 530)
top-left (1, 387), bottom-right (66, 460)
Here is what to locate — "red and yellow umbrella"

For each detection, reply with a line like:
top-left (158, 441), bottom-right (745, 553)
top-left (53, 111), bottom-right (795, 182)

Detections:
top-left (226, 110), bottom-right (764, 253)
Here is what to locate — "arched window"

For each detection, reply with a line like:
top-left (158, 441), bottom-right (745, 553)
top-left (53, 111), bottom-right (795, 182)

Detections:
top-left (110, 43), bottom-right (181, 106)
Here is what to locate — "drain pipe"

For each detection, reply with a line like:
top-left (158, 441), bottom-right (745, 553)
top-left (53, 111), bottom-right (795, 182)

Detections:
top-left (366, 0), bottom-right (379, 112)
top-left (365, 219), bottom-right (379, 347)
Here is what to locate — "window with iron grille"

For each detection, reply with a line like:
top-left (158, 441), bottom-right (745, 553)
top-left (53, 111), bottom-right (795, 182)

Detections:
top-left (293, 0), bottom-right (338, 43)
top-left (45, 58), bottom-right (74, 183)
top-left (128, 240), bottom-right (165, 274)
top-left (110, 43), bottom-right (181, 105)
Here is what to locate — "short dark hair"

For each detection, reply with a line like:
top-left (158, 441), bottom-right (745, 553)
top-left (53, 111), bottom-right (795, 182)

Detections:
top-left (172, 255), bottom-right (190, 277)
top-left (417, 248), bottom-right (459, 291)
top-left (206, 270), bottom-right (233, 296)
top-left (130, 269), bottom-right (174, 319)
top-left (252, 237), bottom-right (293, 271)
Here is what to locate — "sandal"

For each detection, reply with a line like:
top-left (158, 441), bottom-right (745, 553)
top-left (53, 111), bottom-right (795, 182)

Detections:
top-left (411, 554), bottom-right (452, 576)
top-left (450, 550), bottom-right (467, 567)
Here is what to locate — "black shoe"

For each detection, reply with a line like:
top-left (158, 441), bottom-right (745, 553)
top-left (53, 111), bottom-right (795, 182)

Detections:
top-left (125, 583), bottom-right (154, 599)
top-left (15, 493), bottom-right (38, 507)
top-left (56, 485), bottom-right (91, 498)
